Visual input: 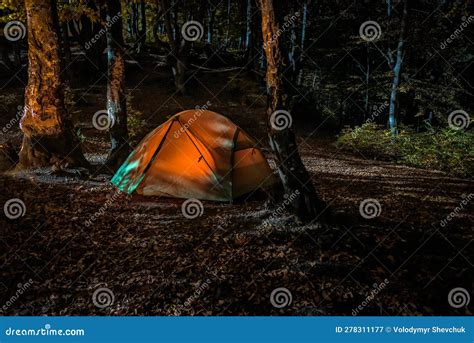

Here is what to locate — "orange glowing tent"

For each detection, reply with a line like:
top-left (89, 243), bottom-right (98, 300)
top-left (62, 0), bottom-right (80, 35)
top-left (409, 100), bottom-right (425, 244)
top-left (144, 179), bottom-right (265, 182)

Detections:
top-left (111, 110), bottom-right (276, 201)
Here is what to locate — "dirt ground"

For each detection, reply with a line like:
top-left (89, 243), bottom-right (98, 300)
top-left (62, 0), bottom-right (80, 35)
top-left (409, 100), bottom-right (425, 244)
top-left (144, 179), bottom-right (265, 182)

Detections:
top-left (0, 57), bottom-right (473, 316)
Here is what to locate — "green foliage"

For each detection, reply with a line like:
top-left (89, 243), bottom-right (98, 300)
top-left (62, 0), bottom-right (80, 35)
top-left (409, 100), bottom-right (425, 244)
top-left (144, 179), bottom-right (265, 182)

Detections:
top-left (0, 0), bottom-right (25, 22)
top-left (126, 96), bottom-right (146, 144)
top-left (337, 124), bottom-right (474, 177)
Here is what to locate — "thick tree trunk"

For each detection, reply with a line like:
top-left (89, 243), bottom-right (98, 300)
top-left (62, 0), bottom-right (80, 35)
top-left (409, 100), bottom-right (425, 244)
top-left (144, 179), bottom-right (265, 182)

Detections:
top-left (105, 0), bottom-right (131, 171)
top-left (18, 0), bottom-right (87, 169)
top-left (388, 0), bottom-right (408, 137)
top-left (257, 0), bottom-right (326, 222)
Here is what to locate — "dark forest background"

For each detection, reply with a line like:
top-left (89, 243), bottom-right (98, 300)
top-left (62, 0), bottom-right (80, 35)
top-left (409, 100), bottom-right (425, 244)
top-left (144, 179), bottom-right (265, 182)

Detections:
top-left (0, 0), bottom-right (472, 316)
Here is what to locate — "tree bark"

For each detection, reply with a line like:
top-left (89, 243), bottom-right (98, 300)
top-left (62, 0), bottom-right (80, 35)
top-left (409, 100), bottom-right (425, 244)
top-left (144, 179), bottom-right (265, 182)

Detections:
top-left (297, 0), bottom-right (309, 86)
top-left (18, 0), bottom-right (87, 169)
top-left (139, 0), bottom-right (147, 49)
top-left (105, 0), bottom-right (131, 171)
top-left (257, 0), bottom-right (326, 222)
top-left (207, 0), bottom-right (215, 45)
top-left (388, 0), bottom-right (408, 137)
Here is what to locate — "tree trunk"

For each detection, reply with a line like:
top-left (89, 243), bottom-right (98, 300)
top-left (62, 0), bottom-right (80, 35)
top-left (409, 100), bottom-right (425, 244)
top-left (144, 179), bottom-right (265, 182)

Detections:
top-left (207, 1), bottom-right (215, 45)
top-left (257, 0), bottom-right (326, 222)
top-left (139, 0), bottom-right (147, 49)
top-left (297, 0), bottom-right (309, 86)
top-left (105, 0), bottom-right (131, 171)
top-left (225, 0), bottom-right (231, 45)
top-left (18, 0), bottom-right (87, 169)
top-left (388, 0), bottom-right (408, 137)
top-left (245, 0), bottom-right (253, 50)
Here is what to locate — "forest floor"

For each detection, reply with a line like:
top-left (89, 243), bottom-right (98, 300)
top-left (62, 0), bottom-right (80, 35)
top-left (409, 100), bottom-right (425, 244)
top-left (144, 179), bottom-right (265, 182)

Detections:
top-left (0, 55), bottom-right (473, 316)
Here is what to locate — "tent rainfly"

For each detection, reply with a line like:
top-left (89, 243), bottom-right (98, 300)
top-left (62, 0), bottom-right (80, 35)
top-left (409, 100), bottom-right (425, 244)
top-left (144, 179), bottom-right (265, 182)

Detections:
top-left (111, 110), bottom-right (276, 201)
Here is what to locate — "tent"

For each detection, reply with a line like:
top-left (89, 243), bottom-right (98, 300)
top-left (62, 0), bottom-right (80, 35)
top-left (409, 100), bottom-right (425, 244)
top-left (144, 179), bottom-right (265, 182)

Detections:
top-left (111, 109), bottom-right (276, 201)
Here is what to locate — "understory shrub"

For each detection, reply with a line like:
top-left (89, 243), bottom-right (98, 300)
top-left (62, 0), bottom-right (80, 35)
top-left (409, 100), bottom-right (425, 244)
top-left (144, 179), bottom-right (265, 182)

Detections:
top-left (336, 123), bottom-right (473, 177)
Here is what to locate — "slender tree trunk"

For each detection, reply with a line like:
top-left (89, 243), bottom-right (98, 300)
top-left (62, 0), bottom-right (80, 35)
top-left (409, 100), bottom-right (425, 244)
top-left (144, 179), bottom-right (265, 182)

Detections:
top-left (139, 0), bottom-right (147, 49)
top-left (245, 0), bottom-right (253, 49)
top-left (18, 0), bottom-right (87, 169)
top-left (297, 0), bottom-right (308, 86)
top-left (257, 0), bottom-right (326, 222)
top-left (364, 45), bottom-right (370, 120)
top-left (161, 0), bottom-right (186, 94)
top-left (225, 0), bottom-right (231, 45)
top-left (388, 0), bottom-right (408, 137)
top-left (387, 0), bottom-right (392, 17)
top-left (207, 1), bottom-right (215, 45)
top-left (105, 0), bottom-right (131, 171)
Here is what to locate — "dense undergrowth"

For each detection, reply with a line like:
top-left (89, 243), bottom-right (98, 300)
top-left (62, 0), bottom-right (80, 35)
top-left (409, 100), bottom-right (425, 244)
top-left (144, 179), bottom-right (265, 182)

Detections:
top-left (337, 123), bottom-right (473, 178)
